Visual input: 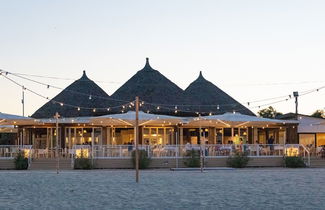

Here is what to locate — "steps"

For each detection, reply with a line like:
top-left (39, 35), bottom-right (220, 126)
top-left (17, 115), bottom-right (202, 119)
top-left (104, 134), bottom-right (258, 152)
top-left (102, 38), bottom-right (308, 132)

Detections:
top-left (310, 157), bottom-right (325, 168)
top-left (0, 159), bottom-right (15, 169)
top-left (29, 158), bottom-right (72, 170)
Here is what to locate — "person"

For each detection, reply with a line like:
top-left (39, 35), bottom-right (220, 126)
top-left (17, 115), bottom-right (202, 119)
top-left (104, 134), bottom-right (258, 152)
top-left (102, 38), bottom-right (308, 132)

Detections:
top-left (239, 138), bottom-right (243, 152)
top-left (321, 145), bottom-right (325, 159)
top-left (127, 141), bottom-right (133, 152)
top-left (185, 142), bottom-right (191, 151)
top-left (268, 136), bottom-right (275, 154)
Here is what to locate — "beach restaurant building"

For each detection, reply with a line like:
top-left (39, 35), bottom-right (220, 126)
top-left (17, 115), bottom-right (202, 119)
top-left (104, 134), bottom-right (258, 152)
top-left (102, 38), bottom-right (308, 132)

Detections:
top-left (1, 58), bottom-right (300, 164)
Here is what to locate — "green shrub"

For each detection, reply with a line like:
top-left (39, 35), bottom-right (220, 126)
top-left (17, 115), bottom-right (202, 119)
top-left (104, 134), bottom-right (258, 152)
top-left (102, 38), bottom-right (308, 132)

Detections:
top-left (284, 156), bottom-right (306, 168)
top-left (14, 151), bottom-right (28, 170)
top-left (132, 150), bottom-right (150, 169)
top-left (184, 149), bottom-right (200, 167)
top-left (74, 158), bottom-right (92, 169)
top-left (227, 152), bottom-right (249, 168)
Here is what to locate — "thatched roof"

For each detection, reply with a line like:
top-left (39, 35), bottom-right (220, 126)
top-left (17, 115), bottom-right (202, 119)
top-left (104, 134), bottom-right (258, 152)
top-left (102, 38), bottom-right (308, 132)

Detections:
top-left (184, 71), bottom-right (255, 116)
top-left (112, 58), bottom-right (187, 108)
top-left (32, 71), bottom-right (114, 118)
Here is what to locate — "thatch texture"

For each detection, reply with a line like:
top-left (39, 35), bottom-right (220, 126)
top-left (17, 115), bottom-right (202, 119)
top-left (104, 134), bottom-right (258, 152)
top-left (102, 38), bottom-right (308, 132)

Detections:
top-left (32, 71), bottom-right (115, 118)
top-left (112, 58), bottom-right (187, 107)
top-left (184, 71), bottom-right (255, 116)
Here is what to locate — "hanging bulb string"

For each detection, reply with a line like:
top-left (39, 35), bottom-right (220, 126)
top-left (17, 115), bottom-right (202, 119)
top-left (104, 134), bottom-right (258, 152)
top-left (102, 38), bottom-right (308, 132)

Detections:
top-left (0, 70), bottom-right (121, 84)
top-left (1, 68), bottom-right (325, 108)
top-left (1, 68), bottom-right (323, 107)
top-left (1, 69), bottom-right (131, 103)
top-left (1, 69), bottom-right (325, 114)
top-left (1, 73), bottom-right (135, 111)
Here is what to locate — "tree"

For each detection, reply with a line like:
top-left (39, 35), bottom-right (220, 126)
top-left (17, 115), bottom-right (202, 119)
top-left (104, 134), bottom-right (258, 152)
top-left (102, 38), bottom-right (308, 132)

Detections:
top-left (258, 106), bottom-right (282, 119)
top-left (311, 110), bottom-right (325, 118)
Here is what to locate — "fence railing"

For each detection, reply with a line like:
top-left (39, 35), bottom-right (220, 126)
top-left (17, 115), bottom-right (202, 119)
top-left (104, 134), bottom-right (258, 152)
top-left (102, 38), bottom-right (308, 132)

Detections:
top-left (90, 144), bottom-right (289, 159)
top-left (0, 144), bottom-right (311, 164)
top-left (0, 145), bottom-right (32, 166)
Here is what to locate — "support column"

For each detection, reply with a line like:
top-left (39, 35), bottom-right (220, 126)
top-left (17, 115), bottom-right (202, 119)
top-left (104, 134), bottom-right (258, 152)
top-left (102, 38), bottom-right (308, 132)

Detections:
top-left (253, 127), bottom-right (258, 143)
top-left (107, 127), bottom-right (111, 145)
top-left (231, 127), bottom-right (234, 142)
top-left (180, 128), bottom-right (184, 145)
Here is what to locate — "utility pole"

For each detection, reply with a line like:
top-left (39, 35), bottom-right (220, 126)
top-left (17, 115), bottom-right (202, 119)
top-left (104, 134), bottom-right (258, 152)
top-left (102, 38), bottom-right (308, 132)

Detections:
top-left (135, 97), bottom-right (139, 183)
top-left (22, 88), bottom-right (25, 117)
top-left (293, 91), bottom-right (299, 119)
top-left (54, 112), bottom-right (60, 174)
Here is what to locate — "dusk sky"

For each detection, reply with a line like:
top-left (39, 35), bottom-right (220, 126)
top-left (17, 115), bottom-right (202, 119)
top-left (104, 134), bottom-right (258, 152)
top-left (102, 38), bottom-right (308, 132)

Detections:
top-left (1, 0), bottom-right (324, 116)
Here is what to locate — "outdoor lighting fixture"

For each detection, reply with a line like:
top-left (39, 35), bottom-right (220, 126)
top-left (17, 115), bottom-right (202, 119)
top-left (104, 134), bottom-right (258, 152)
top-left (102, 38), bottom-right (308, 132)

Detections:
top-left (60, 103), bottom-right (64, 106)
top-left (89, 95), bottom-right (92, 100)
top-left (157, 106), bottom-right (160, 110)
top-left (209, 112), bottom-right (212, 116)
top-left (107, 108), bottom-right (110, 111)
top-left (217, 105), bottom-right (220, 110)
top-left (93, 108), bottom-right (96, 112)
top-left (77, 107), bottom-right (80, 111)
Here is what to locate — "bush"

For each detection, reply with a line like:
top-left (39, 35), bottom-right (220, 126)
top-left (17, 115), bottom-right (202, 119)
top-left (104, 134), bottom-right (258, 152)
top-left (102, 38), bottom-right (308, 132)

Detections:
top-left (74, 158), bottom-right (92, 169)
top-left (227, 152), bottom-right (249, 168)
top-left (14, 151), bottom-right (28, 170)
top-left (184, 149), bottom-right (200, 167)
top-left (284, 156), bottom-right (306, 168)
top-left (132, 150), bottom-right (150, 169)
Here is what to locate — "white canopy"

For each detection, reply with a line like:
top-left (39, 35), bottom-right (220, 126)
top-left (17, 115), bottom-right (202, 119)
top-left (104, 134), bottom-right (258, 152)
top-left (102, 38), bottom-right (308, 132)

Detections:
top-left (35, 116), bottom-right (92, 124)
top-left (0, 112), bottom-right (35, 125)
top-left (186, 112), bottom-right (297, 127)
top-left (91, 111), bottom-right (184, 126)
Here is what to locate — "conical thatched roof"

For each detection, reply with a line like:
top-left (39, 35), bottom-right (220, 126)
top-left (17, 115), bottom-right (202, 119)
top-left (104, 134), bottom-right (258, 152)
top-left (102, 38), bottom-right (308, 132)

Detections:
top-left (112, 58), bottom-right (186, 108)
top-left (32, 71), bottom-right (114, 118)
top-left (184, 71), bottom-right (255, 116)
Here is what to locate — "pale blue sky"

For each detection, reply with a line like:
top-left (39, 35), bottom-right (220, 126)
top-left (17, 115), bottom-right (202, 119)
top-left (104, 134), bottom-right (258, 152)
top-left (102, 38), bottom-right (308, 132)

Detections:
top-left (0, 0), bottom-right (324, 116)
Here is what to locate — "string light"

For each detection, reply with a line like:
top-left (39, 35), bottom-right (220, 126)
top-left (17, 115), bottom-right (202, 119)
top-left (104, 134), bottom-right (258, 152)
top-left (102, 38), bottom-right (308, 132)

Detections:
top-left (2, 69), bottom-right (325, 115)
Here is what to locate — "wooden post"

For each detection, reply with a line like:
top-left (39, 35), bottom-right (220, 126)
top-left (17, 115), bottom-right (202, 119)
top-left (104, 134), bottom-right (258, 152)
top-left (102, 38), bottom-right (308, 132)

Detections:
top-left (199, 114), bottom-right (203, 173)
top-left (135, 97), bottom-right (139, 183)
top-left (54, 112), bottom-right (60, 174)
